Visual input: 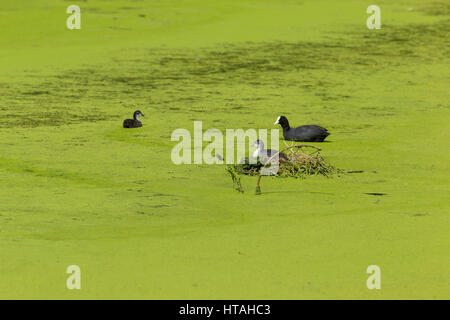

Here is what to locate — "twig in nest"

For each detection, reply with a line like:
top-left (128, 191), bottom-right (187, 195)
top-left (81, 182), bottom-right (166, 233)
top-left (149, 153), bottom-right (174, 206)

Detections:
top-left (255, 144), bottom-right (327, 194)
top-left (225, 165), bottom-right (244, 193)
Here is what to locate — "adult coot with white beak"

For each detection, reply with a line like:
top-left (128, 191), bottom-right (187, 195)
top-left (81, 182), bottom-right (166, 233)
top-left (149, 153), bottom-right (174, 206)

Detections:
top-left (274, 115), bottom-right (330, 142)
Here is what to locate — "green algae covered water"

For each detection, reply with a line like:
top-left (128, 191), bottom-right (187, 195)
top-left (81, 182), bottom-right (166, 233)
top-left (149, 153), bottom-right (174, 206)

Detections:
top-left (0, 0), bottom-right (449, 299)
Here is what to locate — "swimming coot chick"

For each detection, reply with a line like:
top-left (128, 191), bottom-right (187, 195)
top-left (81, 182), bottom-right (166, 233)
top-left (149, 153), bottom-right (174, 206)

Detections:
top-left (274, 116), bottom-right (330, 142)
top-left (123, 110), bottom-right (144, 128)
top-left (252, 140), bottom-right (288, 163)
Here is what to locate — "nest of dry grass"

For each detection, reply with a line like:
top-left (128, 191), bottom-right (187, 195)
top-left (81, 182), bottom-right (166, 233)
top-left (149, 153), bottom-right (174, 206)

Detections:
top-left (225, 144), bottom-right (340, 194)
top-left (278, 152), bottom-right (337, 177)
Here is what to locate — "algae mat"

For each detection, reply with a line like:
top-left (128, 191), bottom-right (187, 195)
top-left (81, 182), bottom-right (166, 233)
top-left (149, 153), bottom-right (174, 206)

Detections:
top-left (0, 0), bottom-right (449, 299)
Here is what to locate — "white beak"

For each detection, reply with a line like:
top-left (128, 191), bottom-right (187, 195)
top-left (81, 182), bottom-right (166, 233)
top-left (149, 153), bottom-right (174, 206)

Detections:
top-left (274, 116), bottom-right (280, 125)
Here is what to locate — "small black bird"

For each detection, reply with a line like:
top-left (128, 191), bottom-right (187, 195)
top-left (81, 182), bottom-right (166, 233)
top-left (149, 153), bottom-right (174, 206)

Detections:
top-left (274, 116), bottom-right (330, 142)
top-left (123, 110), bottom-right (144, 128)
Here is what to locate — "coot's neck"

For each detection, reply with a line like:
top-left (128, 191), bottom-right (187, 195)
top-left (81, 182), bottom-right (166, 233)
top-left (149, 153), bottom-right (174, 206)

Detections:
top-left (281, 121), bottom-right (290, 130)
top-left (134, 114), bottom-right (141, 121)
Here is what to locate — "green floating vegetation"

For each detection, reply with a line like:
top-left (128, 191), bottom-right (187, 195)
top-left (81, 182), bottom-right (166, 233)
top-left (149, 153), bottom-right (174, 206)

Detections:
top-left (226, 145), bottom-right (340, 194)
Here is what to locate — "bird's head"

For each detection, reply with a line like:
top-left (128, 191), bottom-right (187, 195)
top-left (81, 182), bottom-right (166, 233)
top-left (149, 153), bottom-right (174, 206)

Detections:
top-left (274, 115), bottom-right (289, 128)
top-left (134, 110), bottom-right (144, 120)
top-left (252, 139), bottom-right (264, 149)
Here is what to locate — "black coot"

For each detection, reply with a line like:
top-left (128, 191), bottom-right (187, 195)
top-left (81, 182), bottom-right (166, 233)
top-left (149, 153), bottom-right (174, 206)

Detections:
top-left (123, 110), bottom-right (144, 128)
top-left (274, 116), bottom-right (330, 142)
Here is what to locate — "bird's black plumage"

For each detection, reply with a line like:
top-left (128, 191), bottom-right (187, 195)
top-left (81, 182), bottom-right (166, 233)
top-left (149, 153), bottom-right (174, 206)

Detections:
top-left (274, 116), bottom-right (330, 142)
top-left (123, 110), bottom-right (144, 128)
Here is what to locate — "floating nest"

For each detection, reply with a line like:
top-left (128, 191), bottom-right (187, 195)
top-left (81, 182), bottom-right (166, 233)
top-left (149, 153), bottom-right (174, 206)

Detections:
top-left (225, 144), bottom-right (340, 194)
